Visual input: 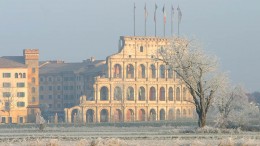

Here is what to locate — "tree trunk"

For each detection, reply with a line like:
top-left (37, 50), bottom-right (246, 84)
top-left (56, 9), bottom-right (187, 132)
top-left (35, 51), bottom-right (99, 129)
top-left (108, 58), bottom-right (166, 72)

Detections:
top-left (198, 111), bottom-right (206, 127)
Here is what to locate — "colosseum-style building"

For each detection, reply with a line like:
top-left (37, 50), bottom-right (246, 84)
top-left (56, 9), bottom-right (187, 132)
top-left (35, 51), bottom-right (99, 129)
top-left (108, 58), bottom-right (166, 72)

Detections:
top-left (64, 36), bottom-right (194, 123)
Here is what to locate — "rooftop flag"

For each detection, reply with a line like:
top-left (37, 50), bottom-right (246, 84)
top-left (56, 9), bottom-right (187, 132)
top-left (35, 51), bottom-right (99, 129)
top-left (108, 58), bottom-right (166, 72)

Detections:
top-left (177, 6), bottom-right (182, 24)
top-left (162, 5), bottom-right (166, 24)
top-left (144, 3), bottom-right (148, 21)
top-left (154, 3), bottom-right (158, 22)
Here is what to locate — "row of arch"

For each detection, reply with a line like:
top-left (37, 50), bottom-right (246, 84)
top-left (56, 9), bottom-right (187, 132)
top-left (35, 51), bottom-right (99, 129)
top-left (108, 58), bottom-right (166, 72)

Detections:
top-left (99, 86), bottom-right (189, 101)
top-left (15, 73), bottom-right (26, 78)
top-left (67, 107), bottom-right (193, 123)
top-left (113, 64), bottom-right (178, 79)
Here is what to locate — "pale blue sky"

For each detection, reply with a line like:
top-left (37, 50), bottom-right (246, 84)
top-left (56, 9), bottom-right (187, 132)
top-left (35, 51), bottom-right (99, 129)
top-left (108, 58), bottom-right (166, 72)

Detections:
top-left (0, 0), bottom-right (260, 92)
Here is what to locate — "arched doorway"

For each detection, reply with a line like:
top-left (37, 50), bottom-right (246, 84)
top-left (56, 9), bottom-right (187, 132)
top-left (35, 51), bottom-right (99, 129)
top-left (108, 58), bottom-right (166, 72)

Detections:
top-left (149, 109), bottom-right (156, 121)
top-left (86, 109), bottom-right (94, 123)
top-left (114, 109), bottom-right (122, 122)
top-left (160, 109), bottom-right (165, 120)
top-left (126, 109), bottom-right (134, 122)
top-left (100, 109), bottom-right (109, 122)
top-left (71, 109), bottom-right (79, 123)
top-left (138, 109), bottom-right (145, 121)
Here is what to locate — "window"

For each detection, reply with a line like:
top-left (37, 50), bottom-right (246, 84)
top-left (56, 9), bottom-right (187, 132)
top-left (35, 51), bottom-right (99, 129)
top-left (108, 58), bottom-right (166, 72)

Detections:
top-left (19, 117), bottom-right (23, 123)
top-left (40, 86), bottom-right (44, 91)
top-left (3, 92), bottom-right (11, 98)
top-left (40, 77), bottom-right (44, 82)
top-left (49, 104), bottom-right (52, 108)
top-left (17, 102), bottom-right (25, 107)
top-left (5, 102), bottom-right (10, 110)
top-left (2, 73), bottom-right (11, 78)
top-left (17, 82), bottom-right (25, 87)
top-left (22, 73), bottom-right (26, 78)
top-left (113, 64), bottom-right (122, 78)
top-left (32, 77), bottom-right (36, 83)
top-left (15, 73), bottom-right (18, 78)
top-left (176, 87), bottom-right (181, 101)
top-left (127, 87), bottom-right (134, 101)
top-left (32, 68), bottom-right (36, 73)
top-left (126, 64), bottom-right (134, 78)
top-left (40, 95), bottom-right (44, 100)
top-left (17, 92), bottom-right (25, 97)
top-left (140, 46), bottom-right (144, 52)
top-left (49, 86), bottom-right (52, 91)
top-left (57, 86), bottom-right (61, 90)
top-left (32, 87), bottom-right (36, 93)
top-left (160, 65), bottom-right (165, 78)
top-left (49, 95), bottom-right (52, 99)
top-left (3, 82), bottom-right (11, 88)
top-left (48, 77), bottom-right (52, 82)
top-left (150, 64), bottom-right (156, 78)
top-left (1, 117), bottom-right (6, 123)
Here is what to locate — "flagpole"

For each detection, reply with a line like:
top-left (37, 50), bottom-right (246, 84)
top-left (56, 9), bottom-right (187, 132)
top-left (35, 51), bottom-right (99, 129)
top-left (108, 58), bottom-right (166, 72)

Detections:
top-left (177, 6), bottom-right (182, 37)
top-left (171, 5), bottom-right (173, 36)
top-left (144, 3), bottom-right (146, 36)
top-left (154, 4), bottom-right (157, 37)
top-left (134, 3), bottom-right (136, 36)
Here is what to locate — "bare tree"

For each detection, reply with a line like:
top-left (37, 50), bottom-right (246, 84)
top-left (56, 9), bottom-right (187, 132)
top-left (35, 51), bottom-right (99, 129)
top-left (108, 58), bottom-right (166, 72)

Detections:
top-left (0, 84), bottom-right (18, 123)
top-left (214, 85), bottom-right (259, 128)
top-left (157, 37), bottom-right (226, 127)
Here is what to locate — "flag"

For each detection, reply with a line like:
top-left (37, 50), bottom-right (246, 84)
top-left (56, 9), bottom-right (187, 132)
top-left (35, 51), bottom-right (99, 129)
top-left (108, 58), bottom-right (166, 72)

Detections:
top-left (177, 6), bottom-right (182, 24)
top-left (144, 3), bottom-right (148, 21)
top-left (162, 5), bottom-right (166, 24)
top-left (154, 3), bottom-right (158, 22)
top-left (171, 5), bottom-right (174, 22)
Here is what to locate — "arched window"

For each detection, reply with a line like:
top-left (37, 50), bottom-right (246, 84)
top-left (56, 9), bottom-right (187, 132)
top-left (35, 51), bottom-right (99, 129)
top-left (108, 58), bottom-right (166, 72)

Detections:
top-left (126, 64), bottom-right (134, 78)
top-left (159, 87), bottom-right (165, 101)
top-left (15, 73), bottom-right (18, 78)
top-left (138, 64), bottom-right (146, 78)
top-left (138, 86), bottom-right (145, 101)
top-left (100, 86), bottom-right (109, 101)
top-left (160, 65), bottom-right (165, 78)
top-left (150, 64), bottom-right (156, 78)
top-left (176, 87), bottom-right (180, 101)
top-left (19, 73), bottom-right (23, 78)
top-left (114, 86), bottom-right (122, 101)
top-left (149, 87), bottom-right (156, 101)
top-left (183, 87), bottom-right (187, 101)
top-left (168, 87), bottom-right (174, 101)
top-left (32, 87), bottom-right (36, 93)
top-left (113, 64), bottom-right (122, 78)
top-left (127, 87), bottom-right (134, 101)
top-left (32, 77), bottom-right (36, 83)
top-left (140, 46), bottom-right (144, 52)
top-left (168, 69), bottom-right (173, 78)
top-left (22, 73), bottom-right (26, 78)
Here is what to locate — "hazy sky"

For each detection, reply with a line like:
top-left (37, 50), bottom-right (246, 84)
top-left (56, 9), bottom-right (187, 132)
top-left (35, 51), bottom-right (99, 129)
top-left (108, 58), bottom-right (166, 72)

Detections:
top-left (0, 0), bottom-right (260, 92)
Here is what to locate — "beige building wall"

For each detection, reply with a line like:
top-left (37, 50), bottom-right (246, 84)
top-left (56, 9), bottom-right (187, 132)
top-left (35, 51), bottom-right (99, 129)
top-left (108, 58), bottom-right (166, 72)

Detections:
top-left (65, 36), bottom-right (195, 123)
top-left (0, 68), bottom-right (28, 123)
